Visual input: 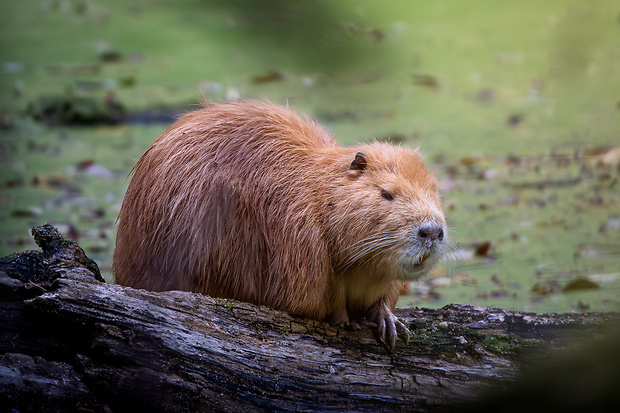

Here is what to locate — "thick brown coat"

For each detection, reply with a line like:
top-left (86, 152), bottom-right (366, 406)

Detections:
top-left (114, 100), bottom-right (446, 347)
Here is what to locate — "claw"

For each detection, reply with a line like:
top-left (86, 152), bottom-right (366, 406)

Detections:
top-left (348, 320), bottom-right (361, 331)
top-left (358, 320), bottom-right (377, 329)
top-left (366, 301), bottom-right (411, 351)
top-left (377, 318), bottom-right (386, 343)
top-left (387, 322), bottom-right (397, 350)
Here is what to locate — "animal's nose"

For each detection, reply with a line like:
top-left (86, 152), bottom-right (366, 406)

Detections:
top-left (417, 222), bottom-right (444, 242)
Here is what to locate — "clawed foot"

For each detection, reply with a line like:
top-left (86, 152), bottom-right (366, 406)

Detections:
top-left (330, 303), bottom-right (410, 351)
top-left (365, 301), bottom-right (410, 351)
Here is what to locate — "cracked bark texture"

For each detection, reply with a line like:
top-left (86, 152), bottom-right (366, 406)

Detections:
top-left (1, 224), bottom-right (618, 412)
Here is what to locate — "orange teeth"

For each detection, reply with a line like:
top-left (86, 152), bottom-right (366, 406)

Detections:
top-left (418, 252), bottom-right (431, 265)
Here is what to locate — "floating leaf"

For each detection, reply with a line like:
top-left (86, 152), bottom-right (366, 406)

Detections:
top-left (4, 178), bottom-right (24, 188)
top-left (454, 272), bottom-right (470, 281)
top-left (76, 161), bottom-right (114, 179)
top-left (99, 49), bottom-right (123, 63)
top-left (460, 157), bottom-right (479, 167)
top-left (600, 216), bottom-right (620, 233)
top-left (11, 207), bottom-right (43, 218)
top-left (490, 290), bottom-right (509, 298)
top-left (474, 241), bottom-right (492, 257)
top-left (597, 146), bottom-right (620, 165)
top-left (563, 278), bottom-right (600, 292)
top-left (456, 272), bottom-right (478, 286)
top-left (475, 88), bottom-right (495, 102)
top-left (506, 113), bottom-right (524, 127)
top-left (531, 280), bottom-right (562, 295)
top-left (76, 160), bottom-right (96, 170)
top-left (413, 74), bottom-right (439, 90)
top-left (251, 70), bottom-right (283, 84)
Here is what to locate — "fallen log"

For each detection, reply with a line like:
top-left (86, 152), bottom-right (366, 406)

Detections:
top-left (1, 224), bottom-right (618, 412)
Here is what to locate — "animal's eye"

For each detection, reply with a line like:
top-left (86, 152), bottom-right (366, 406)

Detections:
top-left (381, 190), bottom-right (394, 201)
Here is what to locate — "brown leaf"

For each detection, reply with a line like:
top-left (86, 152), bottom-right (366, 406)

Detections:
top-left (5, 178), bottom-right (24, 188)
top-left (251, 70), bottom-right (283, 84)
top-left (460, 157), bottom-right (479, 167)
top-left (76, 159), bottom-right (96, 171)
top-left (597, 146), bottom-right (620, 165)
top-left (531, 280), bottom-right (562, 295)
top-left (11, 207), bottom-right (42, 218)
top-left (563, 278), bottom-right (600, 292)
top-left (506, 114), bottom-right (524, 128)
top-left (474, 241), bottom-right (492, 257)
top-left (413, 75), bottom-right (439, 90)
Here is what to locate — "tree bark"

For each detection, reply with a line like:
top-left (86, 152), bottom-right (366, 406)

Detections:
top-left (1, 225), bottom-right (618, 412)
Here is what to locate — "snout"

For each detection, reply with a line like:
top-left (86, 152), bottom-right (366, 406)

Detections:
top-left (398, 220), bottom-right (446, 279)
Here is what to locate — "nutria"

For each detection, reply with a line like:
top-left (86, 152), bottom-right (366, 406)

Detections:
top-left (114, 100), bottom-right (447, 349)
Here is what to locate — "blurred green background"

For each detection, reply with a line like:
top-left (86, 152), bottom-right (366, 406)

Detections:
top-left (1, 0), bottom-right (619, 313)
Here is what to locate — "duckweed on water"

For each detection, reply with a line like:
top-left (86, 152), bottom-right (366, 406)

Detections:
top-left (1, 0), bottom-right (618, 314)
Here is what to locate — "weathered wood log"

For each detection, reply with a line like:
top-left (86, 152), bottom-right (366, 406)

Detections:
top-left (1, 225), bottom-right (618, 412)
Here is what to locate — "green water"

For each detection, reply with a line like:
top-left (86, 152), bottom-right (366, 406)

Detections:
top-left (1, 0), bottom-right (619, 313)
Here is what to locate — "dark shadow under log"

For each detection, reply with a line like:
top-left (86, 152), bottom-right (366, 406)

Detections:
top-left (1, 225), bottom-right (619, 412)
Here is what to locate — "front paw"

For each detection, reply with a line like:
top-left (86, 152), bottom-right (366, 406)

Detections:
top-left (367, 302), bottom-right (410, 350)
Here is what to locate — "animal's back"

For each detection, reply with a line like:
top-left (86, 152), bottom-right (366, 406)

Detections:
top-left (114, 101), bottom-right (339, 319)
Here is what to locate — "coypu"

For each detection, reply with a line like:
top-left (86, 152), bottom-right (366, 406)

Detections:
top-left (114, 100), bottom-right (447, 349)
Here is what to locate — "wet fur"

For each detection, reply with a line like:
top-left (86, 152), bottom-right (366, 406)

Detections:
top-left (114, 100), bottom-right (446, 348)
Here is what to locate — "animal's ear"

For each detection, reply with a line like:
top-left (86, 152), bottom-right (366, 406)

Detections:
top-left (350, 152), bottom-right (368, 172)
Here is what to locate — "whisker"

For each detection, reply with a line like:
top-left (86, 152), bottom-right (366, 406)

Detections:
top-left (447, 228), bottom-right (462, 237)
top-left (341, 239), bottom-right (395, 269)
top-left (355, 239), bottom-right (401, 268)
top-left (335, 232), bottom-right (398, 255)
top-left (342, 233), bottom-right (399, 255)
top-left (337, 233), bottom-right (400, 271)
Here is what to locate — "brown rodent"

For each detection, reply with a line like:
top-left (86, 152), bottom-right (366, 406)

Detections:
top-left (114, 100), bottom-right (447, 349)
